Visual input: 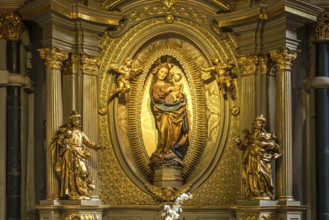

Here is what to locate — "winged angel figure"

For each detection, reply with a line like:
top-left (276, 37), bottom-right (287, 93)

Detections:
top-left (99, 58), bottom-right (142, 115)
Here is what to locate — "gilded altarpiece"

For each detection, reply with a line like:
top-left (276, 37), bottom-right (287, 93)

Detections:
top-left (97, 1), bottom-right (241, 211)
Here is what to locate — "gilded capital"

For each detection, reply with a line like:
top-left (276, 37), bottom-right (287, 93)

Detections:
top-left (0, 11), bottom-right (25, 41)
top-left (238, 55), bottom-right (258, 76)
top-left (81, 54), bottom-right (100, 75)
top-left (63, 53), bottom-right (79, 75)
top-left (269, 48), bottom-right (297, 71)
top-left (314, 10), bottom-right (329, 41)
top-left (38, 46), bottom-right (69, 70)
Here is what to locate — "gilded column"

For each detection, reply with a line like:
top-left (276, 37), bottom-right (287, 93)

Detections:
top-left (81, 54), bottom-right (101, 198)
top-left (0, 11), bottom-right (25, 220)
top-left (38, 46), bottom-right (68, 199)
top-left (270, 48), bottom-right (297, 200)
top-left (313, 9), bottom-right (329, 220)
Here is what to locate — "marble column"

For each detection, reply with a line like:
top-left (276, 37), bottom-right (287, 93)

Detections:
top-left (270, 48), bottom-right (297, 201)
top-left (81, 54), bottom-right (101, 199)
top-left (6, 39), bottom-right (22, 220)
top-left (38, 46), bottom-right (68, 199)
top-left (0, 10), bottom-right (26, 220)
top-left (313, 9), bottom-right (329, 220)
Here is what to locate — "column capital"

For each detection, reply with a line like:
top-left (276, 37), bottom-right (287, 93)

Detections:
top-left (314, 9), bottom-right (329, 42)
top-left (81, 54), bottom-right (100, 75)
top-left (63, 53), bottom-right (79, 75)
top-left (269, 48), bottom-right (297, 71)
top-left (38, 46), bottom-right (69, 70)
top-left (238, 55), bottom-right (258, 76)
top-left (0, 11), bottom-right (25, 41)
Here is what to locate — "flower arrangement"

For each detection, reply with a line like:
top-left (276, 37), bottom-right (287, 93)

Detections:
top-left (161, 193), bottom-right (193, 220)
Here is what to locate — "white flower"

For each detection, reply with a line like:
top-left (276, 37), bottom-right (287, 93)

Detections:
top-left (161, 192), bottom-right (192, 220)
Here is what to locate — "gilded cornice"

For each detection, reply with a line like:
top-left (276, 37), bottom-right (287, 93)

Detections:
top-left (238, 55), bottom-right (258, 76)
top-left (0, 1), bottom-right (25, 9)
top-left (0, 11), bottom-right (25, 41)
top-left (19, 0), bottom-right (124, 26)
top-left (269, 48), bottom-right (297, 71)
top-left (38, 46), bottom-right (69, 70)
top-left (314, 9), bottom-right (329, 41)
top-left (215, 0), bottom-right (321, 28)
top-left (81, 54), bottom-right (100, 75)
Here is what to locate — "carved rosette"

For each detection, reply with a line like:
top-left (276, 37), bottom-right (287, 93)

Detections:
top-left (314, 10), bottom-right (329, 41)
top-left (81, 54), bottom-right (101, 75)
top-left (38, 46), bottom-right (69, 70)
top-left (269, 48), bottom-right (297, 71)
top-left (238, 55), bottom-right (258, 76)
top-left (0, 11), bottom-right (25, 41)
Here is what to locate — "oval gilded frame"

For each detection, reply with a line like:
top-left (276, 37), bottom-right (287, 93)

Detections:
top-left (128, 40), bottom-right (207, 180)
top-left (99, 16), bottom-right (238, 203)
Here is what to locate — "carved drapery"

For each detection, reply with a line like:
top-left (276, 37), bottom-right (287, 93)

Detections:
top-left (38, 46), bottom-right (68, 199)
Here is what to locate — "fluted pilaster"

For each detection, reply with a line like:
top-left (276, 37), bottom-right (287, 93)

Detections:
top-left (38, 46), bottom-right (68, 199)
top-left (238, 55), bottom-right (259, 127)
top-left (237, 55), bottom-right (259, 197)
top-left (63, 53), bottom-right (79, 119)
top-left (81, 53), bottom-right (100, 198)
top-left (270, 48), bottom-right (297, 200)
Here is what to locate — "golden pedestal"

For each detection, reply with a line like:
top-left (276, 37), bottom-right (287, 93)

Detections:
top-left (37, 199), bottom-right (103, 220)
top-left (153, 166), bottom-right (184, 187)
top-left (236, 200), bottom-right (304, 220)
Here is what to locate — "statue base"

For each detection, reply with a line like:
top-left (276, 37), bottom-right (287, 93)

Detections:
top-left (236, 199), bottom-right (305, 220)
top-left (153, 165), bottom-right (184, 187)
top-left (37, 198), bottom-right (103, 220)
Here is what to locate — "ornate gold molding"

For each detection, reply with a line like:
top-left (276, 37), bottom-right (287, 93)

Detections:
top-left (269, 48), bottom-right (297, 71)
top-left (238, 55), bottom-right (258, 76)
top-left (0, 11), bottom-right (25, 41)
top-left (99, 13), bottom-right (239, 206)
top-left (314, 9), bottom-right (329, 41)
top-left (38, 46), bottom-right (69, 70)
top-left (161, 0), bottom-right (178, 10)
top-left (145, 183), bottom-right (191, 201)
top-left (81, 54), bottom-right (101, 75)
top-left (65, 213), bottom-right (99, 220)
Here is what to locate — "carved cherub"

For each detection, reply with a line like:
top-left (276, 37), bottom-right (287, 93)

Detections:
top-left (199, 57), bottom-right (237, 100)
top-left (108, 58), bottom-right (142, 100)
top-left (99, 58), bottom-right (142, 115)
